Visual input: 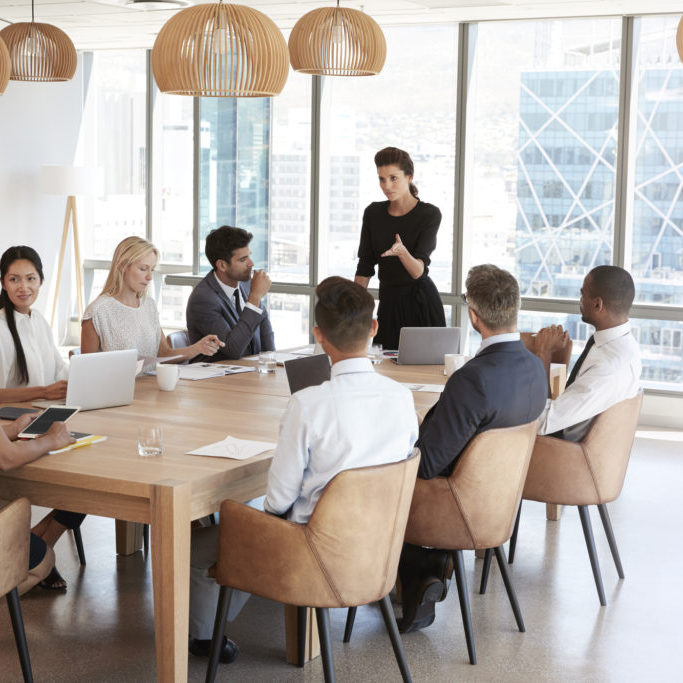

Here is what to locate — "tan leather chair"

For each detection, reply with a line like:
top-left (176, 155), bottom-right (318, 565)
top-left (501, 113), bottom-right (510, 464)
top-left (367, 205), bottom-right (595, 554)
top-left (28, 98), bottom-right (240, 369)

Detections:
top-left (402, 421), bottom-right (538, 665)
top-left (507, 393), bottom-right (643, 606)
top-left (205, 453), bottom-right (420, 683)
top-left (1, 498), bottom-right (36, 683)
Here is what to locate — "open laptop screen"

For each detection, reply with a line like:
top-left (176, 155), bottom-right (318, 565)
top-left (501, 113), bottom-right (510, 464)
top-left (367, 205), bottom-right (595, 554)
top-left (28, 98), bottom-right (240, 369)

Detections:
top-left (284, 354), bottom-right (331, 394)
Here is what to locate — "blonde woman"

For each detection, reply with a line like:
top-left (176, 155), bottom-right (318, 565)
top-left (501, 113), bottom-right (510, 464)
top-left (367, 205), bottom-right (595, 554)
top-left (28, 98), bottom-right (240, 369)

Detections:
top-left (81, 236), bottom-right (223, 360)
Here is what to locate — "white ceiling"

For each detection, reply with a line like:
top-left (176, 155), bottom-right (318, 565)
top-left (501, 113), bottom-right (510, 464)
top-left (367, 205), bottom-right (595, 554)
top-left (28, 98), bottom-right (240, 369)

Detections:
top-left (0, 0), bottom-right (681, 50)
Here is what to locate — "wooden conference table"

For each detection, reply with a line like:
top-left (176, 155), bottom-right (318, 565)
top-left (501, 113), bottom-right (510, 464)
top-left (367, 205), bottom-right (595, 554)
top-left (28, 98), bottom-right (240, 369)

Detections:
top-left (0, 357), bottom-right (446, 682)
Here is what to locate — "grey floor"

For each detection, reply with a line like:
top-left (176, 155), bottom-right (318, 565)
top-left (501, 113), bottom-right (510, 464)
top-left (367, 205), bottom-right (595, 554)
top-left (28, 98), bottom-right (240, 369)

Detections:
top-left (1, 430), bottom-right (681, 682)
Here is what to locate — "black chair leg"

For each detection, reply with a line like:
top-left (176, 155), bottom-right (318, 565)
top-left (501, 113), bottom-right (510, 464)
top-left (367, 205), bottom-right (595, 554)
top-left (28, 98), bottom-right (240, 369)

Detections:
top-left (297, 606), bottom-right (307, 667)
top-left (6, 588), bottom-right (33, 683)
top-left (378, 594), bottom-right (412, 683)
top-left (205, 586), bottom-right (232, 683)
top-left (577, 505), bottom-right (606, 606)
top-left (315, 607), bottom-right (335, 683)
top-left (453, 549), bottom-right (476, 665)
top-left (479, 548), bottom-right (493, 594)
top-left (493, 546), bottom-right (525, 632)
top-left (343, 606), bottom-right (356, 643)
top-left (597, 504), bottom-right (624, 579)
top-left (143, 524), bottom-right (150, 553)
top-left (508, 501), bottom-right (522, 564)
top-left (72, 528), bottom-right (86, 566)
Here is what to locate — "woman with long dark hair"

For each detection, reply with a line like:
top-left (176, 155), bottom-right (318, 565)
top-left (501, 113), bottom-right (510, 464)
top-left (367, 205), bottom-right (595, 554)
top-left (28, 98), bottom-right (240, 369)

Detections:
top-left (0, 245), bottom-right (85, 589)
top-left (0, 246), bottom-right (68, 401)
top-left (354, 147), bottom-right (446, 350)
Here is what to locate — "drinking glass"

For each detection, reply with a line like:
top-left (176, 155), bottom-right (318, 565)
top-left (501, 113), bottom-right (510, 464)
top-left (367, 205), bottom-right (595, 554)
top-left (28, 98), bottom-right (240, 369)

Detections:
top-left (258, 351), bottom-right (277, 374)
top-left (137, 424), bottom-right (163, 456)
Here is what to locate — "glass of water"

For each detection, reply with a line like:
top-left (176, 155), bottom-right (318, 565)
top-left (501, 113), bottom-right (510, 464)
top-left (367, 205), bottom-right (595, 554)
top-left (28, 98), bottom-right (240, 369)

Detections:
top-left (368, 343), bottom-right (383, 365)
top-left (258, 351), bottom-right (277, 374)
top-left (138, 424), bottom-right (163, 457)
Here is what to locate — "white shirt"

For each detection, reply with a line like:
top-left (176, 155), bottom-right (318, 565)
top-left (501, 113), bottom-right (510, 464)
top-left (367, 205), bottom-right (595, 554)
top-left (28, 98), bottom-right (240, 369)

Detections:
top-left (477, 332), bottom-right (520, 354)
top-left (213, 272), bottom-right (262, 315)
top-left (537, 321), bottom-right (641, 441)
top-left (264, 357), bottom-right (419, 524)
top-left (0, 307), bottom-right (68, 388)
top-left (83, 295), bottom-right (161, 359)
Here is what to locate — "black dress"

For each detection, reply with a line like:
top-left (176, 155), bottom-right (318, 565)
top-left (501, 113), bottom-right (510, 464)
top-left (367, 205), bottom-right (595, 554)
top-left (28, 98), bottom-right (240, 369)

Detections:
top-left (355, 200), bottom-right (446, 350)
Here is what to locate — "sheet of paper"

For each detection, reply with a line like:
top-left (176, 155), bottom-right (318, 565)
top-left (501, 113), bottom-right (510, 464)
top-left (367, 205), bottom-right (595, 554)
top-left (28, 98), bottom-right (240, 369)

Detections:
top-left (178, 365), bottom-right (226, 380)
top-left (290, 345), bottom-right (315, 356)
top-left (187, 435), bottom-right (276, 460)
top-left (402, 383), bottom-right (446, 394)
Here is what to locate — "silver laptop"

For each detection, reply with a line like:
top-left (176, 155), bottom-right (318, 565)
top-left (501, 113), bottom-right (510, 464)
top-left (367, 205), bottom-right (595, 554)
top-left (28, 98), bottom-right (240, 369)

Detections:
top-left (34, 349), bottom-right (138, 410)
top-left (397, 327), bottom-right (461, 365)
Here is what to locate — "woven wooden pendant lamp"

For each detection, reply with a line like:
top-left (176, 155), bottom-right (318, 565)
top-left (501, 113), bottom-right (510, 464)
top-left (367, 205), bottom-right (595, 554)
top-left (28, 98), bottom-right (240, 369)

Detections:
top-left (0, 38), bottom-right (10, 93)
top-left (151, 0), bottom-right (289, 97)
top-left (288, 0), bottom-right (386, 76)
top-left (677, 17), bottom-right (683, 62)
top-left (0, 0), bottom-right (76, 82)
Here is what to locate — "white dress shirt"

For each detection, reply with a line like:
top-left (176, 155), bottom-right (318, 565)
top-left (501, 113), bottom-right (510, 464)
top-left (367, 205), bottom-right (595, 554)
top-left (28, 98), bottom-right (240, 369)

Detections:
top-left (537, 321), bottom-right (641, 441)
top-left (476, 331), bottom-right (520, 354)
top-left (0, 308), bottom-right (68, 388)
top-left (264, 357), bottom-right (419, 524)
top-left (213, 272), bottom-right (262, 315)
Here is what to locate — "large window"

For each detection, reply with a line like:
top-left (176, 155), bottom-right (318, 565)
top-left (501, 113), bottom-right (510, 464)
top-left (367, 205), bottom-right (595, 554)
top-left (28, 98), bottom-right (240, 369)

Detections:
top-left (629, 16), bottom-right (683, 306)
top-left (79, 50), bottom-right (147, 261)
top-left (318, 25), bottom-right (458, 289)
top-left (198, 98), bottom-right (271, 272)
top-left (269, 70), bottom-right (312, 283)
top-left (152, 90), bottom-right (193, 266)
top-left (465, 19), bottom-right (622, 297)
top-left (77, 20), bottom-right (683, 391)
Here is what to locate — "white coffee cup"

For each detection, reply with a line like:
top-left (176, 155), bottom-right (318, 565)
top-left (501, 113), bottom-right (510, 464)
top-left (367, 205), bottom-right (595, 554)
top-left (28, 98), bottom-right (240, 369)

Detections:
top-left (156, 363), bottom-right (179, 391)
top-left (444, 353), bottom-right (470, 377)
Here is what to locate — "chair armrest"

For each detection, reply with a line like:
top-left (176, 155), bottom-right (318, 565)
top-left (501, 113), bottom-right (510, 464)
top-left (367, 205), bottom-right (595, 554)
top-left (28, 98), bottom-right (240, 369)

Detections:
top-left (214, 500), bottom-right (341, 607)
top-left (0, 498), bottom-right (30, 595)
top-left (523, 436), bottom-right (599, 505)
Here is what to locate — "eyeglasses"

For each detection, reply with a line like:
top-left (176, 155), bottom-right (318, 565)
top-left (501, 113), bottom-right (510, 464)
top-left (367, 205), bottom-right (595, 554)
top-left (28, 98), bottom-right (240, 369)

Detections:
top-left (461, 293), bottom-right (468, 305)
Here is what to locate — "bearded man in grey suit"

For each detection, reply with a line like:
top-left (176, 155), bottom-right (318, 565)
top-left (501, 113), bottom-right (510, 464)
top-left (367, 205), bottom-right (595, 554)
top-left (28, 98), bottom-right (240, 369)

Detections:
top-left (186, 226), bottom-right (275, 360)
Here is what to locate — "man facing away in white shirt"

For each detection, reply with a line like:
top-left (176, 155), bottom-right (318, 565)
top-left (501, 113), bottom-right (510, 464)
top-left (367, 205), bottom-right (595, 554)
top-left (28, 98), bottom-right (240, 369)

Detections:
top-left (533, 265), bottom-right (642, 442)
top-left (187, 276), bottom-right (418, 665)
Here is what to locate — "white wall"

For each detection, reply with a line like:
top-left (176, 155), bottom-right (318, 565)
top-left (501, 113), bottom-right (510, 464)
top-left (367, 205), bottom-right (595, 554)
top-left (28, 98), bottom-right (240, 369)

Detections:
top-left (0, 57), bottom-right (85, 341)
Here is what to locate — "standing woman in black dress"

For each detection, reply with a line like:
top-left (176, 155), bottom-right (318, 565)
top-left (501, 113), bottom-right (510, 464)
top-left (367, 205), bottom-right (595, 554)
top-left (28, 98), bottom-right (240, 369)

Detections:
top-left (354, 147), bottom-right (446, 350)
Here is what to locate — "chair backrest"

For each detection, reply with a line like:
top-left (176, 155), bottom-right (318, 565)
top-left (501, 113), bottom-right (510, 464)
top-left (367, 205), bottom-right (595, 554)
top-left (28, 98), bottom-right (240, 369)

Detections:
top-left (405, 421), bottom-right (538, 550)
top-left (582, 391), bottom-right (643, 502)
top-left (305, 451), bottom-right (420, 606)
top-left (521, 331), bottom-right (573, 367)
top-left (167, 330), bottom-right (190, 349)
top-left (0, 498), bottom-right (30, 596)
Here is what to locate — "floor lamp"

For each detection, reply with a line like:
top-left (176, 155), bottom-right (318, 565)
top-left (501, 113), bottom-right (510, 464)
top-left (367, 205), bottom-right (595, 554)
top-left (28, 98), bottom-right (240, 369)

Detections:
top-left (41, 166), bottom-right (103, 328)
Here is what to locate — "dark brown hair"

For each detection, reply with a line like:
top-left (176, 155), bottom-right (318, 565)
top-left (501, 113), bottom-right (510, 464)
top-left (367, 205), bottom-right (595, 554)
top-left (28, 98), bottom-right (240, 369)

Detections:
top-left (315, 276), bottom-right (375, 352)
top-left (374, 147), bottom-right (418, 198)
top-left (205, 226), bottom-right (253, 269)
top-left (0, 246), bottom-right (45, 384)
top-left (465, 264), bottom-right (520, 331)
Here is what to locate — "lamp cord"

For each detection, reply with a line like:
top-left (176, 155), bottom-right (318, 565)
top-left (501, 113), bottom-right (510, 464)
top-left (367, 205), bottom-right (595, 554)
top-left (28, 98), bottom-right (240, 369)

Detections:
top-left (31, 0), bottom-right (35, 23)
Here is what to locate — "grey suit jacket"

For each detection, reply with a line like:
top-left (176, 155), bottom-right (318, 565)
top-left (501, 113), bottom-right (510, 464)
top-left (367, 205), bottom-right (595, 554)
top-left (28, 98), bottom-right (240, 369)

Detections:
top-left (185, 272), bottom-right (275, 361)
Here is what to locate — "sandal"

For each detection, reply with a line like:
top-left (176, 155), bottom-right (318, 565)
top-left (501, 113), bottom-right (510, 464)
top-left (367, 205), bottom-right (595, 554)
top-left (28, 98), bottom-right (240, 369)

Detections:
top-left (39, 566), bottom-right (67, 590)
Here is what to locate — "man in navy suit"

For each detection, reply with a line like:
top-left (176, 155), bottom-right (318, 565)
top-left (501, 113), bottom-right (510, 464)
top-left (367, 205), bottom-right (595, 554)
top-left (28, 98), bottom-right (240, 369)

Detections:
top-left (398, 264), bottom-right (548, 632)
top-left (186, 226), bottom-right (275, 360)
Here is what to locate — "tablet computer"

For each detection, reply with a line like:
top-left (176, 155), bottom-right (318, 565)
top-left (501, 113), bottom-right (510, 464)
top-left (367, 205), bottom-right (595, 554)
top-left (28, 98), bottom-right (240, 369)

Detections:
top-left (18, 406), bottom-right (80, 439)
top-left (0, 406), bottom-right (39, 421)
